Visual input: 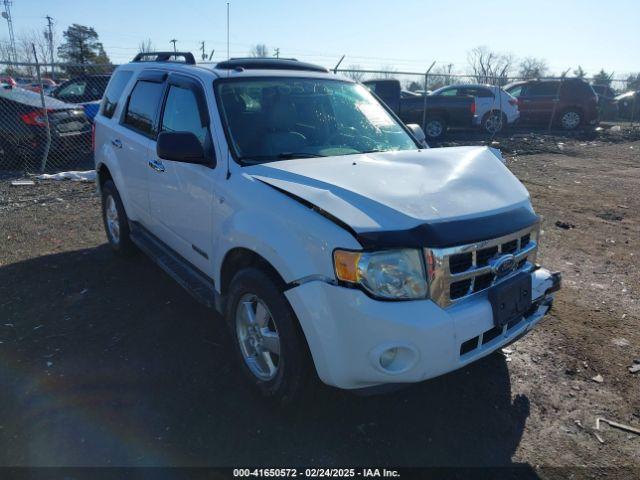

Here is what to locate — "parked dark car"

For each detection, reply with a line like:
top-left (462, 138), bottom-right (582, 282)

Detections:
top-left (615, 90), bottom-right (639, 121)
top-left (591, 84), bottom-right (618, 120)
top-left (50, 74), bottom-right (111, 104)
top-left (0, 87), bottom-right (92, 170)
top-left (363, 79), bottom-right (475, 139)
top-left (504, 78), bottom-right (598, 130)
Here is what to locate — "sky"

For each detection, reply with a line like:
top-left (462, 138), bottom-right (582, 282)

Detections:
top-left (2, 0), bottom-right (639, 78)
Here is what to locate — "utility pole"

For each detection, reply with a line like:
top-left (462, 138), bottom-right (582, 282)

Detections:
top-left (2, 0), bottom-right (17, 67)
top-left (273, 47), bottom-right (280, 59)
top-left (200, 41), bottom-right (206, 61)
top-left (170, 38), bottom-right (177, 53)
top-left (45, 15), bottom-right (55, 80)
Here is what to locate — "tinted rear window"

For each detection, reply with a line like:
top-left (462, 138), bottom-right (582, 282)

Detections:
top-left (101, 71), bottom-right (133, 119)
top-left (123, 80), bottom-right (164, 136)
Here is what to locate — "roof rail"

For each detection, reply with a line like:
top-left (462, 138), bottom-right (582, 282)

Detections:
top-left (132, 51), bottom-right (196, 65)
top-left (214, 57), bottom-right (328, 73)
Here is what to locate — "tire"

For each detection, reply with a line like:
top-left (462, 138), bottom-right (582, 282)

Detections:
top-left (424, 117), bottom-right (447, 140)
top-left (482, 110), bottom-right (506, 134)
top-left (0, 140), bottom-right (22, 171)
top-left (101, 180), bottom-right (135, 255)
top-left (226, 267), bottom-right (312, 404)
top-left (558, 109), bottom-right (582, 130)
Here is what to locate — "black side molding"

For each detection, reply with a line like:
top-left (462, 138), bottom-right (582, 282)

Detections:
top-left (129, 222), bottom-right (222, 312)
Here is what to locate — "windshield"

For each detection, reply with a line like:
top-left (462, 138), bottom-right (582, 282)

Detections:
top-left (215, 78), bottom-right (418, 164)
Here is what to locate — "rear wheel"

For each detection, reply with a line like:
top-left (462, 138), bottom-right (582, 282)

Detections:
top-left (101, 180), bottom-right (135, 255)
top-left (226, 267), bottom-right (312, 404)
top-left (482, 110), bottom-right (506, 134)
top-left (559, 109), bottom-right (582, 130)
top-left (424, 117), bottom-right (446, 140)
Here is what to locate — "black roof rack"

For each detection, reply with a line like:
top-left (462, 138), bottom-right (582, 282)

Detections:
top-left (214, 57), bottom-right (328, 73)
top-left (132, 51), bottom-right (196, 65)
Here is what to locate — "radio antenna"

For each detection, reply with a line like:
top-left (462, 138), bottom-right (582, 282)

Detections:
top-left (225, 2), bottom-right (231, 179)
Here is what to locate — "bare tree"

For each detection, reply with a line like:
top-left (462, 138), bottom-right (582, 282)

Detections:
top-left (519, 57), bottom-right (548, 79)
top-left (467, 46), bottom-right (513, 85)
top-left (626, 73), bottom-right (640, 90)
top-left (378, 65), bottom-right (397, 80)
top-left (343, 64), bottom-right (365, 82)
top-left (138, 38), bottom-right (154, 53)
top-left (250, 44), bottom-right (269, 57)
top-left (429, 63), bottom-right (455, 89)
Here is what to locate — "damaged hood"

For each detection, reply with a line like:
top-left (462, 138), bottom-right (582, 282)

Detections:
top-left (246, 146), bottom-right (536, 247)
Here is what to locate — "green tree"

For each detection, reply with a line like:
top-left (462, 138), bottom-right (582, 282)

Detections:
top-left (57, 24), bottom-right (111, 74)
top-left (592, 69), bottom-right (613, 86)
top-left (573, 66), bottom-right (586, 78)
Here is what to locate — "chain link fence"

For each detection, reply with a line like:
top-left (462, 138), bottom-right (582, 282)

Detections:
top-left (336, 67), bottom-right (638, 129)
top-left (0, 59), bottom-right (114, 174)
top-left (0, 57), bottom-right (638, 174)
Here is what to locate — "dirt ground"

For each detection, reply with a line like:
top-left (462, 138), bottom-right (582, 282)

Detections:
top-left (0, 129), bottom-right (639, 473)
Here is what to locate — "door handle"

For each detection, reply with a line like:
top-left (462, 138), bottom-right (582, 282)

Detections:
top-left (111, 139), bottom-right (122, 149)
top-left (148, 159), bottom-right (166, 173)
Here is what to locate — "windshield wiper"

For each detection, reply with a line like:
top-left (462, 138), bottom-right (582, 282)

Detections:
top-left (277, 152), bottom-right (325, 159)
top-left (237, 152), bottom-right (325, 163)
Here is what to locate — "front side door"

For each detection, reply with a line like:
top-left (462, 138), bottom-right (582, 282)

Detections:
top-left (147, 74), bottom-right (215, 274)
top-left (523, 82), bottom-right (559, 124)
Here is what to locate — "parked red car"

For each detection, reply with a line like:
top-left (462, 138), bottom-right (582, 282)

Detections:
top-left (505, 79), bottom-right (598, 130)
top-left (0, 76), bottom-right (18, 88)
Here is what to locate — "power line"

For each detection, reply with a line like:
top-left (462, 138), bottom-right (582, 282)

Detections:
top-left (2, 0), bottom-right (17, 65)
top-left (45, 15), bottom-right (55, 79)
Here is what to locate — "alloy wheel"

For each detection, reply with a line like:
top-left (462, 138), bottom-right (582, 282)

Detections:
top-left (235, 293), bottom-right (281, 381)
top-left (105, 195), bottom-right (120, 243)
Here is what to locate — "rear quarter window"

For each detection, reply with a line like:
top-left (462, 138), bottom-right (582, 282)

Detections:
top-left (101, 71), bottom-right (133, 119)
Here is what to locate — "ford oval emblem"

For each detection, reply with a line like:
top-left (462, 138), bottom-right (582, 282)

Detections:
top-left (491, 254), bottom-right (516, 277)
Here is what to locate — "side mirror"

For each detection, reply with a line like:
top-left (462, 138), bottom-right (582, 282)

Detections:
top-left (406, 123), bottom-right (428, 147)
top-left (157, 131), bottom-right (209, 165)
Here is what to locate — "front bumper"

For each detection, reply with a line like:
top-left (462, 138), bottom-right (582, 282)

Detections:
top-left (286, 267), bottom-right (560, 389)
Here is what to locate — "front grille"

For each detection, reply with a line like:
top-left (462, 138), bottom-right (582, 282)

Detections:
top-left (425, 225), bottom-right (539, 308)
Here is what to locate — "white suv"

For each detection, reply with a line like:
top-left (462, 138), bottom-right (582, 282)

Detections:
top-left (94, 52), bottom-right (560, 402)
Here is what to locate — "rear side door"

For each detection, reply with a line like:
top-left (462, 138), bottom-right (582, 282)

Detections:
top-left (115, 70), bottom-right (167, 224)
top-left (147, 73), bottom-right (216, 273)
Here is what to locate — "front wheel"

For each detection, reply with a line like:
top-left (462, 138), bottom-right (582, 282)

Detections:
top-left (226, 267), bottom-right (312, 404)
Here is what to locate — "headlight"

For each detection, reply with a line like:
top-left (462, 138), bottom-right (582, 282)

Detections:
top-left (333, 249), bottom-right (428, 299)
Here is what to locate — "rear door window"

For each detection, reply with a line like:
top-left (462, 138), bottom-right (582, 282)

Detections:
top-left (528, 82), bottom-right (559, 96)
top-left (123, 80), bottom-right (165, 137)
top-left (101, 71), bottom-right (133, 119)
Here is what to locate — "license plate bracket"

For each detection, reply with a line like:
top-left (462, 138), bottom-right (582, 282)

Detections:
top-left (488, 272), bottom-right (532, 329)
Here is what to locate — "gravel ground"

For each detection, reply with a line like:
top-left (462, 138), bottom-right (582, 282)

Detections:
top-left (0, 131), bottom-right (638, 472)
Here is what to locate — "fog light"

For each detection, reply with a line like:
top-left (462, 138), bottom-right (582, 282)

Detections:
top-left (379, 348), bottom-right (398, 369)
